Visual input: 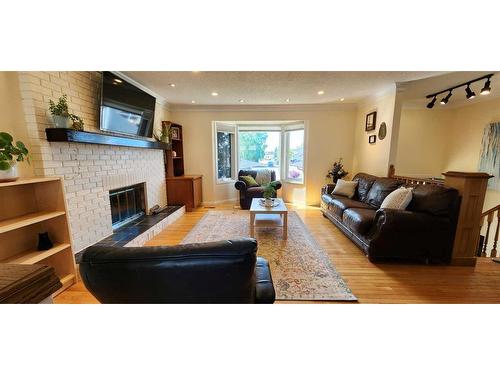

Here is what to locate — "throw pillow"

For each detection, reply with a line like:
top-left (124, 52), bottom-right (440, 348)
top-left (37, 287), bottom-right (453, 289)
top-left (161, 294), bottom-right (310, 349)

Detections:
top-left (332, 179), bottom-right (358, 198)
top-left (240, 175), bottom-right (259, 187)
top-left (380, 186), bottom-right (413, 210)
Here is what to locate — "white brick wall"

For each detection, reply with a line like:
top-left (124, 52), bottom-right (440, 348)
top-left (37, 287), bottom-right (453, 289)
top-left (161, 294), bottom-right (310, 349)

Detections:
top-left (17, 71), bottom-right (168, 253)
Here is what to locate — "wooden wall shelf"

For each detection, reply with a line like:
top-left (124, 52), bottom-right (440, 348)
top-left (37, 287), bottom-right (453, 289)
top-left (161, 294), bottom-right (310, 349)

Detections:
top-left (46, 128), bottom-right (171, 150)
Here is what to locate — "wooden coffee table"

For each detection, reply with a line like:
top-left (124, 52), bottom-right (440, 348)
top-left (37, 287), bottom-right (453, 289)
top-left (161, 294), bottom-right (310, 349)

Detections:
top-left (249, 198), bottom-right (288, 240)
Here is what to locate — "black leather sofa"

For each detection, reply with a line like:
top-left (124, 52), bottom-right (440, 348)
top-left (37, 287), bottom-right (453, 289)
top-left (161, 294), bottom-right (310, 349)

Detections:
top-left (79, 238), bottom-right (275, 303)
top-left (321, 173), bottom-right (460, 263)
top-left (235, 169), bottom-right (282, 209)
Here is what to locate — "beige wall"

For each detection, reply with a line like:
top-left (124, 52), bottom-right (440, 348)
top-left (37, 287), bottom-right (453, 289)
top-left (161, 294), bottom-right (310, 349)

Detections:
top-left (396, 107), bottom-right (452, 178)
top-left (170, 107), bottom-right (357, 206)
top-left (443, 98), bottom-right (500, 211)
top-left (0, 72), bottom-right (34, 177)
top-left (352, 87), bottom-right (396, 177)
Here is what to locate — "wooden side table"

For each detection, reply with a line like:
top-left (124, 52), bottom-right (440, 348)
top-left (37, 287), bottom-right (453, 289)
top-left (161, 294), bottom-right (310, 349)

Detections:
top-left (166, 175), bottom-right (203, 212)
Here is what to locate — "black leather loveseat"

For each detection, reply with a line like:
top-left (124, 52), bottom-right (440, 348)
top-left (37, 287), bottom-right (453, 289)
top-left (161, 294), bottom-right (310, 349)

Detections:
top-left (79, 238), bottom-right (275, 303)
top-left (235, 169), bottom-right (282, 209)
top-left (321, 173), bottom-right (460, 263)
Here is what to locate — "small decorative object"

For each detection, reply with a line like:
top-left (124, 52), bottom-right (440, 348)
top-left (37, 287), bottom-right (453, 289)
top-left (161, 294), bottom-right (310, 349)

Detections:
top-left (262, 181), bottom-right (279, 207)
top-left (171, 126), bottom-right (180, 140)
top-left (172, 151), bottom-right (177, 157)
top-left (49, 94), bottom-right (85, 130)
top-left (365, 111), bottom-right (377, 131)
top-left (326, 157), bottom-right (349, 183)
top-left (37, 232), bottom-right (53, 251)
top-left (378, 122), bottom-right (387, 140)
top-left (369, 135), bottom-right (377, 144)
top-left (0, 132), bottom-right (30, 182)
top-left (154, 121), bottom-right (172, 144)
top-left (69, 114), bottom-right (85, 131)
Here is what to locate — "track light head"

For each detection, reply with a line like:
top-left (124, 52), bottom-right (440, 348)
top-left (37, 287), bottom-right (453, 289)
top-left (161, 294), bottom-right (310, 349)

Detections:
top-left (440, 91), bottom-right (453, 105)
top-left (427, 96), bottom-right (437, 109)
top-left (465, 84), bottom-right (476, 99)
top-left (481, 79), bottom-right (491, 95)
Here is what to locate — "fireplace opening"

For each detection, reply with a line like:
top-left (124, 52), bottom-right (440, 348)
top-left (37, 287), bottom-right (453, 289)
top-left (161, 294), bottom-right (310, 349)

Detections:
top-left (109, 183), bottom-right (146, 230)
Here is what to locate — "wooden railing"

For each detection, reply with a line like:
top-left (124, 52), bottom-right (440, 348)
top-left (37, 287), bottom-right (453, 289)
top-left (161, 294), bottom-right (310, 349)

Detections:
top-left (479, 204), bottom-right (500, 258)
top-left (387, 164), bottom-right (444, 186)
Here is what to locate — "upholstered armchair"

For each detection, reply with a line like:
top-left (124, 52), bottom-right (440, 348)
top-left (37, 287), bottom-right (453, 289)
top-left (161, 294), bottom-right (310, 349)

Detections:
top-left (79, 238), bottom-right (275, 304)
top-left (234, 169), bottom-right (282, 209)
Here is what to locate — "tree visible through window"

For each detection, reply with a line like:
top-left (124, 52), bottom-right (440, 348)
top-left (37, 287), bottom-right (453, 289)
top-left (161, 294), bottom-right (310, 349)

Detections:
top-left (217, 131), bottom-right (233, 180)
top-left (238, 131), bottom-right (280, 179)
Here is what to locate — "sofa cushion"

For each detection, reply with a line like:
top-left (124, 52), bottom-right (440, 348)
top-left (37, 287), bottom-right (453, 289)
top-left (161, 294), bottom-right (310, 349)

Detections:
top-left (407, 184), bottom-right (459, 217)
top-left (328, 195), bottom-right (373, 219)
top-left (380, 186), bottom-right (413, 210)
top-left (365, 178), bottom-right (403, 208)
top-left (240, 175), bottom-right (260, 187)
top-left (353, 173), bottom-right (378, 202)
top-left (342, 208), bottom-right (377, 235)
top-left (332, 179), bottom-right (358, 198)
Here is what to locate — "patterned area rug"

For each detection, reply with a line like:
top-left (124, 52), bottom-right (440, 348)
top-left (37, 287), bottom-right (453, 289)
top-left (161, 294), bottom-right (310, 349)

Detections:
top-left (181, 210), bottom-right (357, 301)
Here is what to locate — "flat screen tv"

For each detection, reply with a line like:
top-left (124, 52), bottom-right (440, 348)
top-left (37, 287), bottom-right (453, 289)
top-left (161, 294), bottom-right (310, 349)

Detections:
top-left (100, 71), bottom-right (156, 138)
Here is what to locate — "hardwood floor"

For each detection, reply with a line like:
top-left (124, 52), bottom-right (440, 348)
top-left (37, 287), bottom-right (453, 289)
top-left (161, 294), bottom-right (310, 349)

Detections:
top-left (54, 205), bottom-right (500, 304)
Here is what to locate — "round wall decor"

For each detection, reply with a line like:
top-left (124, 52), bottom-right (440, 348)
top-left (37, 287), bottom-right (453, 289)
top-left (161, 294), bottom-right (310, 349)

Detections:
top-left (378, 122), bottom-right (387, 140)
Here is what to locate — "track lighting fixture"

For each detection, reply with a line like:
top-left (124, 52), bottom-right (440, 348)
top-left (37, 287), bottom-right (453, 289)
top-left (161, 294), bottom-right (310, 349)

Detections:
top-left (465, 84), bottom-right (476, 99)
top-left (440, 91), bottom-right (452, 105)
top-left (481, 78), bottom-right (491, 95)
top-left (425, 73), bottom-right (493, 109)
top-left (427, 96), bottom-right (437, 109)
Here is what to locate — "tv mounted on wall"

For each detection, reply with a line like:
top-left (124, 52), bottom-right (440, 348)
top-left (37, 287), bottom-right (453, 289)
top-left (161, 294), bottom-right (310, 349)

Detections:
top-left (100, 71), bottom-right (156, 138)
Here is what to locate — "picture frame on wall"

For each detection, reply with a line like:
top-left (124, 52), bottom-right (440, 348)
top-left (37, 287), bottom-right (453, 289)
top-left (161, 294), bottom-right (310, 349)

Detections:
top-left (365, 111), bottom-right (377, 131)
top-left (171, 127), bottom-right (180, 140)
top-left (369, 135), bottom-right (377, 144)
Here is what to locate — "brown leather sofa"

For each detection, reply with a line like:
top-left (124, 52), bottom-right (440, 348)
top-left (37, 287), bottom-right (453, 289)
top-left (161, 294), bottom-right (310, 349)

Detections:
top-left (235, 169), bottom-right (282, 209)
top-left (321, 173), bottom-right (460, 263)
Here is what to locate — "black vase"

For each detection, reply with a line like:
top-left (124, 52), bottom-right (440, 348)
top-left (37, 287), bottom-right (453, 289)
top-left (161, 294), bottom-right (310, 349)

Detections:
top-left (37, 232), bottom-right (53, 251)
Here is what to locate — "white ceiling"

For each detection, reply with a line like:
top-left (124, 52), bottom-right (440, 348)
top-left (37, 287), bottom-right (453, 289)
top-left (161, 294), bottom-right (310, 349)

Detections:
top-left (122, 71), bottom-right (445, 106)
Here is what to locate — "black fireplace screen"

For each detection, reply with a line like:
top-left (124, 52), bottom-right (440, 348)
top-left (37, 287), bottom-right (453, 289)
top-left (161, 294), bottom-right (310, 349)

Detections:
top-left (109, 183), bottom-right (146, 230)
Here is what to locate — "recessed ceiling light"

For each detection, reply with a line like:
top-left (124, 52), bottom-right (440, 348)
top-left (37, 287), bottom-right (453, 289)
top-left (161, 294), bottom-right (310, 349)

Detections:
top-left (340, 98), bottom-right (345, 102)
top-left (285, 98), bottom-right (290, 103)
top-left (238, 99), bottom-right (244, 103)
top-left (318, 90), bottom-right (325, 95)
top-left (211, 92), bottom-right (219, 96)
top-left (191, 100), bottom-right (196, 104)
top-left (169, 83), bottom-right (176, 87)
top-left (113, 78), bottom-right (122, 84)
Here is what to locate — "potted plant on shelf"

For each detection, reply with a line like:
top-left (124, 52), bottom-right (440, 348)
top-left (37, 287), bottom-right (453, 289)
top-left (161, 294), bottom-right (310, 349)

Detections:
top-left (326, 157), bottom-right (349, 184)
top-left (0, 132), bottom-right (30, 182)
top-left (262, 181), bottom-right (279, 207)
top-left (49, 94), bottom-right (71, 128)
top-left (154, 121), bottom-right (172, 144)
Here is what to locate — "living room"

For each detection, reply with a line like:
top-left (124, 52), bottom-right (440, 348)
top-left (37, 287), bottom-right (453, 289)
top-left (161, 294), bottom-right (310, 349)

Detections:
top-left (2, 2), bottom-right (499, 374)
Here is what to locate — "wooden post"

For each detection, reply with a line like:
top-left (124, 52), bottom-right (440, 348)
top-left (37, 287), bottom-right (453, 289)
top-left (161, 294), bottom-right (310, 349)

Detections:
top-left (443, 171), bottom-right (492, 266)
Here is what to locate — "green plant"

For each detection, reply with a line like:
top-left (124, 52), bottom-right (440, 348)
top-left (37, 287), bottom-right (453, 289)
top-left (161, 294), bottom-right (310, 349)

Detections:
top-left (0, 132), bottom-right (29, 170)
top-left (154, 121), bottom-right (172, 143)
top-left (48, 94), bottom-right (70, 117)
top-left (263, 181), bottom-right (279, 199)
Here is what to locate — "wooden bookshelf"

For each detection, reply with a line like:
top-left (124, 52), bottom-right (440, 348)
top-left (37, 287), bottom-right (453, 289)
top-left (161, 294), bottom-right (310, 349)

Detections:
top-left (0, 177), bottom-right (77, 297)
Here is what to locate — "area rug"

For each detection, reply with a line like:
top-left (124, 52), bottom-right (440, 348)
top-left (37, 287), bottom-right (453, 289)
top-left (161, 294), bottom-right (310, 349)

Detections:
top-left (181, 210), bottom-right (357, 301)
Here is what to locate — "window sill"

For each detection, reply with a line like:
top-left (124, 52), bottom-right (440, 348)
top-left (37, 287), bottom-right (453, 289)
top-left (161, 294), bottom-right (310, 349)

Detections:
top-left (216, 179), bottom-right (237, 185)
top-left (283, 180), bottom-right (304, 186)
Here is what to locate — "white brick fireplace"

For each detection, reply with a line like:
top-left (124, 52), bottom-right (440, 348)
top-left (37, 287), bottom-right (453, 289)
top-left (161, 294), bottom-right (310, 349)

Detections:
top-left (17, 72), bottom-right (168, 252)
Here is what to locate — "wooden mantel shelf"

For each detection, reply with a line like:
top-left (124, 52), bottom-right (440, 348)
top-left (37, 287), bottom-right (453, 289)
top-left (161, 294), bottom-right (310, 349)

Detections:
top-left (45, 128), bottom-right (171, 150)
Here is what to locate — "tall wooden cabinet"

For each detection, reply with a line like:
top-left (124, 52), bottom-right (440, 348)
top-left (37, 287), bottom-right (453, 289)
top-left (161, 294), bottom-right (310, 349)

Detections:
top-left (0, 177), bottom-right (77, 296)
top-left (164, 122), bottom-right (203, 211)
